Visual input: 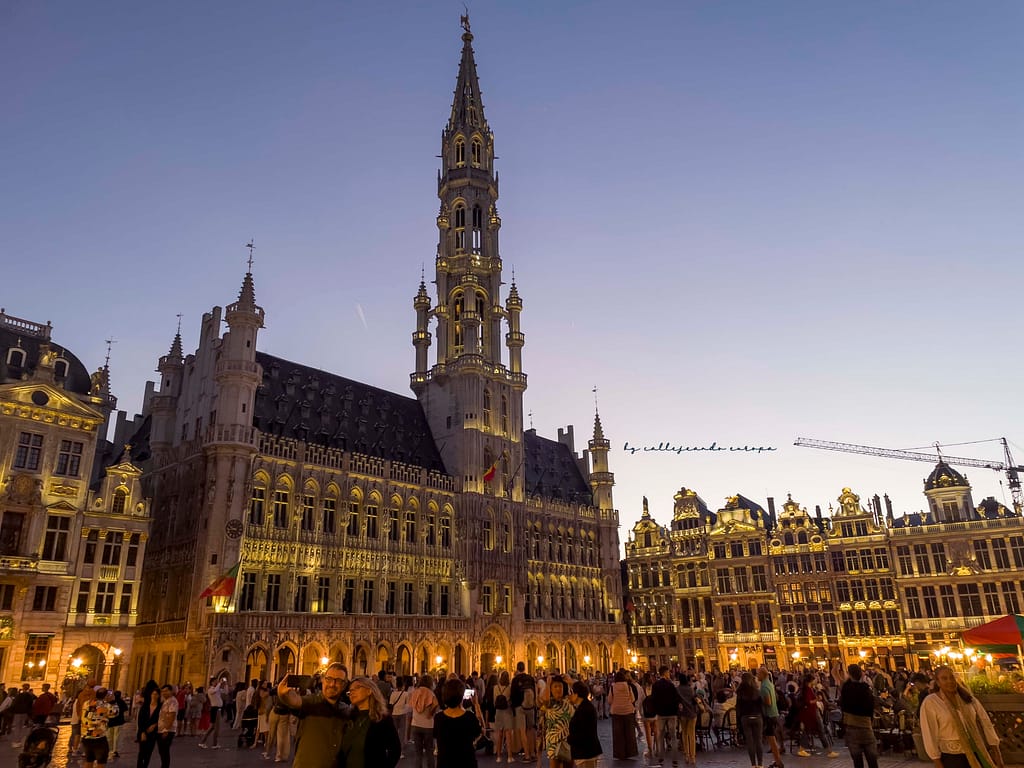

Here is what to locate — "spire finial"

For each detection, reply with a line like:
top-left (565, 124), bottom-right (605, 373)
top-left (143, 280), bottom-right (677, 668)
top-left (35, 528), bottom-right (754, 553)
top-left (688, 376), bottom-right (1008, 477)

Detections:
top-left (245, 239), bottom-right (255, 273)
top-left (461, 9), bottom-right (471, 35)
top-left (104, 337), bottom-right (117, 370)
top-left (593, 385), bottom-right (599, 413)
top-left (528, 410), bottom-right (534, 429)
top-left (175, 313), bottom-right (183, 335)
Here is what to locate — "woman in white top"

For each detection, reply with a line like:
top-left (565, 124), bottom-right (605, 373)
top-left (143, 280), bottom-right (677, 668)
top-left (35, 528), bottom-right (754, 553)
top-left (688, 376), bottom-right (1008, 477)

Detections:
top-left (919, 666), bottom-right (1004, 768)
top-left (389, 676), bottom-right (412, 755)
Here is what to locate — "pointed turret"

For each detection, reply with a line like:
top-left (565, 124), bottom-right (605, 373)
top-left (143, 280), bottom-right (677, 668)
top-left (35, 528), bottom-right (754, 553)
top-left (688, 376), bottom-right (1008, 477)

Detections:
top-left (412, 273), bottom-right (432, 382)
top-left (588, 406), bottom-right (614, 511)
top-left (215, 262), bottom-right (264, 440)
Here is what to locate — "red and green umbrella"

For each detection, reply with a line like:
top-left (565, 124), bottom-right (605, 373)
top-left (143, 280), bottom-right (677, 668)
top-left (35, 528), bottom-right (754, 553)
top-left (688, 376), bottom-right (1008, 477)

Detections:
top-left (962, 614), bottom-right (1024, 654)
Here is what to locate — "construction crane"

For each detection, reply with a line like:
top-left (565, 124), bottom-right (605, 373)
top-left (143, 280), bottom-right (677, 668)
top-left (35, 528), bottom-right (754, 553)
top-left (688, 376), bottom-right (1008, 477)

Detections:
top-left (793, 436), bottom-right (1024, 515)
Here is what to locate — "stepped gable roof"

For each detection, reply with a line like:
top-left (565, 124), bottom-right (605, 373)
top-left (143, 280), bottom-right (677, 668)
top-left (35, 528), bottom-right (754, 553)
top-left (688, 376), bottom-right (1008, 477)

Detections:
top-left (524, 429), bottom-right (593, 506)
top-left (0, 324), bottom-right (92, 395)
top-left (924, 459), bottom-right (969, 490)
top-left (253, 351), bottom-right (447, 473)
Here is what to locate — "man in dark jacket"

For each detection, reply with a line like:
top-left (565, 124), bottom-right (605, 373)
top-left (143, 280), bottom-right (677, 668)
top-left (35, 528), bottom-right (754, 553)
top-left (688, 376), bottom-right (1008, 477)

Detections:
top-left (568, 681), bottom-right (602, 767)
top-left (839, 665), bottom-right (879, 768)
top-left (650, 666), bottom-right (683, 759)
top-left (10, 684), bottom-right (35, 748)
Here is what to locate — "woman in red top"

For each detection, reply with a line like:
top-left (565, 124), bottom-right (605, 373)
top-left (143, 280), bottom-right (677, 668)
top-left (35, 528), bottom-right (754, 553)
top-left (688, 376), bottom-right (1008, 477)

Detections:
top-left (797, 675), bottom-right (836, 757)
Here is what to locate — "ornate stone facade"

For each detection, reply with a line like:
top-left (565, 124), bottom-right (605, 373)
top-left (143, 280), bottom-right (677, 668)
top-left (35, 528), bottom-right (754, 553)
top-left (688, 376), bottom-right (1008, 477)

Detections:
top-left (626, 473), bottom-right (1024, 672)
top-left (0, 310), bottom-right (150, 689)
top-left (128, 20), bottom-right (626, 690)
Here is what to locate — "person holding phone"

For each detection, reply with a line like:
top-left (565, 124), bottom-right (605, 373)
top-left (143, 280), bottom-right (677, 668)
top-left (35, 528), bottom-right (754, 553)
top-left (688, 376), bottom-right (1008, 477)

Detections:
top-left (276, 662), bottom-right (351, 768)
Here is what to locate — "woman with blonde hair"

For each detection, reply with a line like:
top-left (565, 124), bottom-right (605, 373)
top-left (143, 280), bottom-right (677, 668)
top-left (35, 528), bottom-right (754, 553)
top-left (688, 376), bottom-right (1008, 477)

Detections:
top-left (491, 670), bottom-right (515, 763)
top-left (920, 666), bottom-right (1004, 768)
top-left (336, 677), bottom-right (401, 768)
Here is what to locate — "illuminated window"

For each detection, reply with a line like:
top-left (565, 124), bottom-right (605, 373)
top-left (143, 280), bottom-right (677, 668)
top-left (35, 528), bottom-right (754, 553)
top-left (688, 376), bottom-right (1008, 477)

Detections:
top-left (94, 582), bottom-right (115, 614)
top-left (471, 205), bottom-right (482, 251)
top-left (22, 635), bottom-right (50, 681)
top-left (482, 584), bottom-right (493, 614)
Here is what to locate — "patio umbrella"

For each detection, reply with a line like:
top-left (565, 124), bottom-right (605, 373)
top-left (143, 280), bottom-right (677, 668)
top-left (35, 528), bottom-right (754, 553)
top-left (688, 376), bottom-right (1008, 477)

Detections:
top-left (961, 614), bottom-right (1024, 657)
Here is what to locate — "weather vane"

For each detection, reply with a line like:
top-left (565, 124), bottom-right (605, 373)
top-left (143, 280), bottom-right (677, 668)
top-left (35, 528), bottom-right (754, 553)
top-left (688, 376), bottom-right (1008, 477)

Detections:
top-left (245, 239), bottom-right (255, 272)
top-left (104, 337), bottom-right (118, 367)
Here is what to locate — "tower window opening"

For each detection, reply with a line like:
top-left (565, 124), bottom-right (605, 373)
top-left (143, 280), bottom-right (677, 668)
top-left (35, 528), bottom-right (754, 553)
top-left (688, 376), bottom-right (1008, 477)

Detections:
top-left (471, 139), bottom-right (482, 166)
top-left (452, 292), bottom-right (464, 355)
top-left (454, 138), bottom-right (466, 166)
top-left (482, 389), bottom-right (491, 427)
top-left (471, 205), bottom-right (482, 252)
top-left (454, 205), bottom-right (466, 251)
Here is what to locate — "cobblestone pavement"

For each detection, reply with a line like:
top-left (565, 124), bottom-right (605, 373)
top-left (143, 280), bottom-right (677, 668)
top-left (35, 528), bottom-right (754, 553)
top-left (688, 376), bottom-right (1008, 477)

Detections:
top-left (4, 717), bottom-right (1015, 768)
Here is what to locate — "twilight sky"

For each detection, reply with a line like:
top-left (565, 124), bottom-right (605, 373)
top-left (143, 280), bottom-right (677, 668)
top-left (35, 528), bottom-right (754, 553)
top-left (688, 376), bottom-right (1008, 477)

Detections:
top-left (3, 1), bottom-right (1022, 537)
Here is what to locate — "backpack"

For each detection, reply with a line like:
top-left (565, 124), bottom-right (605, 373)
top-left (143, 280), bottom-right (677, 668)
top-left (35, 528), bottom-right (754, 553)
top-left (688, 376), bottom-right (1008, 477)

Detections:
top-left (521, 682), bottom-right (535, 710)
top-left (494, 686), bottom-right (509, 710)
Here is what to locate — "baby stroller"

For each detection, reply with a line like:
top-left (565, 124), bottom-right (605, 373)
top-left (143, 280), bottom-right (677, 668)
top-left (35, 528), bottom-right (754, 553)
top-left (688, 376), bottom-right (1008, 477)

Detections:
top-left (19, 726), bottom-right (58, 768)
top-left (237, 704), bottom-right (258, 748)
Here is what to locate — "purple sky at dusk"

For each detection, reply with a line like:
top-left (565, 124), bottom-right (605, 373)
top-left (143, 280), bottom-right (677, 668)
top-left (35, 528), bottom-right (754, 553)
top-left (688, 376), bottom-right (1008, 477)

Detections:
top-left (3, 1), bottom-right (1022, 539)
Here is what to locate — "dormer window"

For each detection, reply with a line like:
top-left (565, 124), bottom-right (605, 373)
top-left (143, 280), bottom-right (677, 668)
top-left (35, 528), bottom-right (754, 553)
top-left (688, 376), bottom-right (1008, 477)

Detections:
top-left (54, 359), bottom-right (69, 378)
top-left (7, 348), bottom-right (26, 367)
top-left (111, 488), bottom-right (128, 515)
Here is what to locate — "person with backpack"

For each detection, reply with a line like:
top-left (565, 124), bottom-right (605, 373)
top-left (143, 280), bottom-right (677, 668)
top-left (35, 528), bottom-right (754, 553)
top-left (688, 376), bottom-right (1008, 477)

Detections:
top-left (509, 662), bottom-right (537, 763)
top-left (491, 670), bottom-right (514, 763)
top-left (840, 665), bottom-right (879, 768)
top-left (650, 666), bottom-right (683, 759)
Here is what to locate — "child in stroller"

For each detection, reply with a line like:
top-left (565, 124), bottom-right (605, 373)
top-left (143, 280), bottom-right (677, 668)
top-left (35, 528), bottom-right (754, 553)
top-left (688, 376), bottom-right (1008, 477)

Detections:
top-left (237, 704), bottom-right (259, 748)
top-left (18, 726), bottom-right (58, 768)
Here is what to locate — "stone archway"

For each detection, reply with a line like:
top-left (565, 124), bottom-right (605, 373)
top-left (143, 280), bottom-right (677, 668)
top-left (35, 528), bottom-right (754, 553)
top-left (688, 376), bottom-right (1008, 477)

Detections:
top-left (275, 645), bottom-right (297, 681)
top-left (353, 645), bottom-right (370, 677)
top-left (454, 644), bottom-right (467, 676)
top-left (245, 646), bottom-right (269, 683)
top-left (301, 644), bottom-right (326, 675)
top-left (396, 645), bottom-right (412, 678)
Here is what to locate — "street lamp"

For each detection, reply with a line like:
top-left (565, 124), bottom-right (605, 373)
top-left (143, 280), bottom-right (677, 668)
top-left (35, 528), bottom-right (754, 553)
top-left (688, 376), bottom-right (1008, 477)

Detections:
top-left (320, 656), bottom-right (330, 667)
top-left (537, 655), bottom-right (544, 666)
top-left (583, 655), bottom-right (591, 668)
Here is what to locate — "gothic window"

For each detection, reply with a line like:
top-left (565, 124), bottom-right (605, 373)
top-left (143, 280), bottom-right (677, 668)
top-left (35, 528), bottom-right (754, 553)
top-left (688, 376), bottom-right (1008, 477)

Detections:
top-left (453, 205), bottom-right (466, 251)
top-left (452, 292), bottom-right (464, 355)
top-left (471, 205), bottom-right (482, 252)
top-left (404, 511), bottom-right (416, 542)
top-left (322, 497), bottom-right (336, 534)
top-left (365, 503), bottom-right (379, 539)
top-left (388, 509), bottom-right (399, 542)
top-left (500, 395), bottom-right (508, 433)
top-left (249, 487), bottom-right (266, 525)
top-left (301, 495), bottom-right (315, 531)
top-left (482, 389), bottom-right (491, 427)
top-left (476, 291), bottom-right (486, 350)
top-left (471, 138), bottom-right (482, 166)
top-left (483, 516), bottom-right (494, 551)
top-left (426, 515), bottom-right (436, 546)
top-left (440, 516), bottom-right (451, 548)
top-left (454, 137), bottom-right (466, 166)
top-left (242, 576), bottom-right (259, 611)
top-left (273, 490), bottom-right (289, 529)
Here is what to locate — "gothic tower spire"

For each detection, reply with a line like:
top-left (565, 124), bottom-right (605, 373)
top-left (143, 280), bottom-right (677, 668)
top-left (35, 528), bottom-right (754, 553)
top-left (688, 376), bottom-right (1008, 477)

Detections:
top-left (413, 18), bottom-right (526, 497)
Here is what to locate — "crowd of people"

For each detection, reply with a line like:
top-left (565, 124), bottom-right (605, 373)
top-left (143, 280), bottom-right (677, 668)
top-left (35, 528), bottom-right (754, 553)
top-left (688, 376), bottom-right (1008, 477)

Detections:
top-left (0, 660), bottom-right (1012, 768)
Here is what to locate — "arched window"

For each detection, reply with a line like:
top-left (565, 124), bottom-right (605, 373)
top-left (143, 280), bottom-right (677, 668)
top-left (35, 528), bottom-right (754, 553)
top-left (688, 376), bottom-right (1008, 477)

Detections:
top-left (797, 530), bottom-right (808, 545)
top-left (451, 292), bottom-right (464, 355)
top-left (347, 490), bottom-right (361, 537)
top-left (500, 395), bottom-right (508, 433)
top-left (454, 137), bottom-right (466, 166)
top-left (111, 488), bottom-right (128, 516)
top-left (783, 532), bottom-right (794, 546)
top-left (404, 510), bottom-right (417, 543)
top-left (471, 205), bottom-right (482, 252)
top-left (6, 348), bottom-right (26, 367)
top-left (482, 389), bottom-right (491, 427)
top-left (476, 292), bottom-right (486, 351)
top-left (54, 359), bottom-right (69, 378)
top-left (440, 516), bottom-right (451, 548)
top-left (453, 205), bottom-right (466, 251)
top-left (471, 138), bottom-right (482, 166)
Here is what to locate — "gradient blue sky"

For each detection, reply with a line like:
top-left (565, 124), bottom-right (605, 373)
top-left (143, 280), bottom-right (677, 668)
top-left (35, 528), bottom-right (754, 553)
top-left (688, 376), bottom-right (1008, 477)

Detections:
top-left (3, 1), bottom-right (1022, 535)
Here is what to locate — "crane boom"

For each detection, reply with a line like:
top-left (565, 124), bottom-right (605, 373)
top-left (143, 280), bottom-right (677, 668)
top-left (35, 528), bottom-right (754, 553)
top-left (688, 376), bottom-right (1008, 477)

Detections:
top-left (794, 437), bottom-right (1024, 514)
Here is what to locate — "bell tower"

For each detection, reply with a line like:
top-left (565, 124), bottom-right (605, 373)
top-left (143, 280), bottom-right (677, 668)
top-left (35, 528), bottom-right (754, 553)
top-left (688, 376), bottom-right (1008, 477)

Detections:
top-left (412, 16), bottom-right (527, 498)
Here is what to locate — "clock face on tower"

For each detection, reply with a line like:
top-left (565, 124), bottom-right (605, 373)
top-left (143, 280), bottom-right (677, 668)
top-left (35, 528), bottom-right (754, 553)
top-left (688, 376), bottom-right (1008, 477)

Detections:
top-left (225, 519), bottom-right (244, 539)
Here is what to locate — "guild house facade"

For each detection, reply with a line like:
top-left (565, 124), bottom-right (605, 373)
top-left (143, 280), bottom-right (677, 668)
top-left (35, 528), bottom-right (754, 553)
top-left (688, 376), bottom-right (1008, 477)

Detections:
top-left (126, 19), bottom-right (626, 690)
top-left (625, 466), bottom-right (1024, 672)
top-left (0, 310), bottom-right (150, 689)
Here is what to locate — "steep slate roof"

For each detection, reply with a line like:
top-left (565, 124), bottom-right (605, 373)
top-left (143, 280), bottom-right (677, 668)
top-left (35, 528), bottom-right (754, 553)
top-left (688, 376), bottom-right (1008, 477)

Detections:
top-left (0, 326), bottom-right (93, 395)
top-left (524, 430), bottom-right (593, 506)
top-left (253, 352), bottom-right (447, 473)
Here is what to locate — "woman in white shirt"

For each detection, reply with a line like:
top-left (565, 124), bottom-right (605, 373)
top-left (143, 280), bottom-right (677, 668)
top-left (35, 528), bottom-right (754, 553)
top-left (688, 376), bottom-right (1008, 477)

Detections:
top-left (919, 666), bottom-right (1003, 768)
